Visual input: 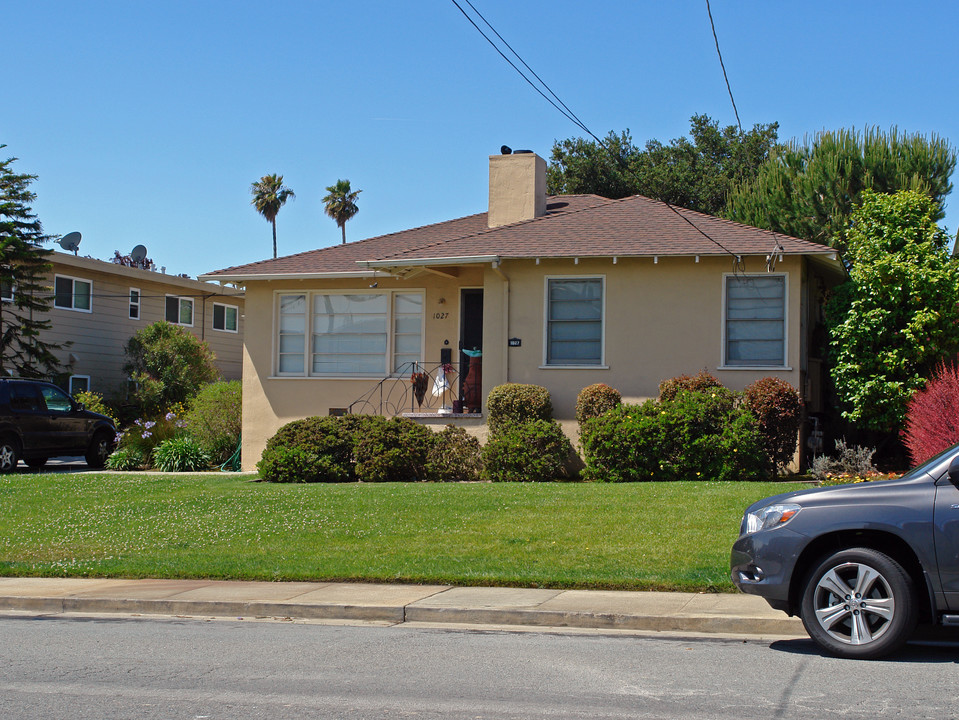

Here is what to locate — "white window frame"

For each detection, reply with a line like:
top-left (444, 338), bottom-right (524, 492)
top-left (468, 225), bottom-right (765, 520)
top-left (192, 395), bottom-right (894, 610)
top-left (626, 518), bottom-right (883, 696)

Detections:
top-left (69, 375), bottom-right (90, 395)
top-left (165, 294), bottom-right (194, 327)
top-left (720, 272), bottom-right (790, 370)
top-left (212, 302), bottom-right (239, 333)
top-left (129, 288), bottom-right (141, 320)
top-left (541, 275), bottom-right (607, 369)
top-left (54, 274), bottom-right (93, 313)
top-left (273, 289), bottom-right (425, 378)
top-left (1, 278), bottom-right (13, 302)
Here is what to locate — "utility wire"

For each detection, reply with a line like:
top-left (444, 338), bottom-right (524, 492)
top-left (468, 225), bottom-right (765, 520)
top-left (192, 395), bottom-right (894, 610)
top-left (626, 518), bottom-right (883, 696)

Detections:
top-left (449, 0), bottom-right (604, 145)
top-left (706, 0), bottom-right (742, 135)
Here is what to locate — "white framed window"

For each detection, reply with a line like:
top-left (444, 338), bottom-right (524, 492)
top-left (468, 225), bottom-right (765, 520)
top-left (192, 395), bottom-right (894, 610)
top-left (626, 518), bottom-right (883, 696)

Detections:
top-left (69, 375), bottom-right (90, 395)
top-left (275, 291), bottom-right (423, 377)
top-left (54, 274), bottom-right (92, 312)
top-left (1, 278), bottom-right (13, 302)
top-left (129, 288), bottom-right (141, 319)
top-left (723, 274), bottom-right (787, 368)
top-left (165, 295), bottom-right (194, 326)
top-left (544, 276), bottom-right (605, 366)
top-left (213, 302), bottom-right (238, 333)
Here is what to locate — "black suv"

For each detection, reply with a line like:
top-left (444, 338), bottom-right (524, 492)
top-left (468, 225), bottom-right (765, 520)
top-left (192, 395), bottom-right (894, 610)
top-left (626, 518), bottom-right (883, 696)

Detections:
top-left (0, 378), bottom-right (116, 471)
top-left (732, 442), bottom-right (959, 658)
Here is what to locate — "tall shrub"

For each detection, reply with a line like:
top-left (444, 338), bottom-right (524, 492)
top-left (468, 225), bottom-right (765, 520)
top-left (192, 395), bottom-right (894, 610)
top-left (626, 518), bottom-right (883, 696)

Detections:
top-left (123, 321), bottom-right (220, 413)
top-left (258, 416), bottom-right (355, 483)
top-left (486, 384), bottom-right (553, 437)
top-left (743, 377), bottom-right (802, 475)
top-left (575, 384), bottom-right (622, 425)
top-left (183, 380), bottom-right (241, 464)
top-left (903, 360), bottom-right (959, 464)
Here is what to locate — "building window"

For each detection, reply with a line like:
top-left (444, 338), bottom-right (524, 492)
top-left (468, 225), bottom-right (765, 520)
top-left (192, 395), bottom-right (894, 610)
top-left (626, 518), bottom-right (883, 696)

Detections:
top-left (545, 277), bottom-right (604, 366)
top-left (69, 375), bottom-right (90, 395)
top-left (165, 295), bottom-right (194, 326)
top-left (1, 278), bottom-right (13, 302)
top-left (54, 275), bottom-right (92, 312)
top-left (276, 291), bottom-right (423, 377)
top-left (724, 274), bottom-right (787, 367)
top-left (213, 303), bottom-right (238, 333)
top-left (129, 288), bottom-right (141, 319)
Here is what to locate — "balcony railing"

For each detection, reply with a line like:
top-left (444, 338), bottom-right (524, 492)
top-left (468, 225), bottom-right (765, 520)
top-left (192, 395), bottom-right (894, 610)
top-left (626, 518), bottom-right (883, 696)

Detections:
top-left (348, 361), bottom-right (465, 416)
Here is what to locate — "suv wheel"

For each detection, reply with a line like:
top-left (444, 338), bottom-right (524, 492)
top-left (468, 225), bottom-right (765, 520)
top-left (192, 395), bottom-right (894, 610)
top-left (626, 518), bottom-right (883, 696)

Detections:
top-left (800, 548), bottom-right (917, 659)
top-left (0, 437), bottom-right (19, 472)
top-left (85, 430), bottom-right (114, 469)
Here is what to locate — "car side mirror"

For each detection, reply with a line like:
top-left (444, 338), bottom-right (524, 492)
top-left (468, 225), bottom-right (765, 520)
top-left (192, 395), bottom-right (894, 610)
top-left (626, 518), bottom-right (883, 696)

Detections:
top-left (948, 454), bottom-right (959, 484)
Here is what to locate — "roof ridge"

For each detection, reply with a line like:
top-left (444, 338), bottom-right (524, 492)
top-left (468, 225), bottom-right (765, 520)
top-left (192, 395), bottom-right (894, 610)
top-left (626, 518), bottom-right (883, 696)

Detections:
top-left (373, 195), bottom-right (615, 261)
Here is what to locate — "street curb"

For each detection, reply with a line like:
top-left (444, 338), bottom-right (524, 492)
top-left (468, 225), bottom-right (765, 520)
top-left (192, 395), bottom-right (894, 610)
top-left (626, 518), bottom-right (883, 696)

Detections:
top-left (0, 592), bottom-right (805, 636)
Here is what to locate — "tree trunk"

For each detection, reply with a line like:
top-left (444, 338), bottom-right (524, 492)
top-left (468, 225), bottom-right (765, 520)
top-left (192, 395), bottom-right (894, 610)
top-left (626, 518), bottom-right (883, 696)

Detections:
top-left (341, 223), bottom-right (346, 244)
top-left (272, 220), bottom-right (277, 258)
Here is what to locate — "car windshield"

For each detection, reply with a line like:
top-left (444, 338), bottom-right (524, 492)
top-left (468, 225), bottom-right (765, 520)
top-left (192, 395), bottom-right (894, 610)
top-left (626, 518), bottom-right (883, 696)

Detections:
top-left (900, 441), bottom-right (959, 481)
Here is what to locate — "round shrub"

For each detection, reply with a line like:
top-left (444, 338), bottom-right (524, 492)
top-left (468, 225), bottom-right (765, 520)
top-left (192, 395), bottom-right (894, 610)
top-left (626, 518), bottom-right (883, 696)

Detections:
top-left (105, 447), bottom-right (144, 471)
top-left (658, 370), bottom-right (723, 402)
top-left (486, 384), bottom-right (553, 437)
top-left (152, 436), bottom-right (211, 472)
top-left (426, 426), bottom-right (483, 482)
top-left (482, 419), bottom-right (573, 482)
top-left (742, 377), bottom-right (802, 475)
top-left (184, 380), bottom-right (241, 464)
top-left (575, 383), bottom-right (622, 424)
top-left (582, 390), bottom-right (766, 482)
top-left (259, 416), bottom-right (356, 483)
top-left (354, 416), bottom-right (436, 482)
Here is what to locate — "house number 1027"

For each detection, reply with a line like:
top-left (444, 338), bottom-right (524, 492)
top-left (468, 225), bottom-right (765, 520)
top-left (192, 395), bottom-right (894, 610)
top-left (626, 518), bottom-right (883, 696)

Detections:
top-left (432, 312), bottom-right (449, 320)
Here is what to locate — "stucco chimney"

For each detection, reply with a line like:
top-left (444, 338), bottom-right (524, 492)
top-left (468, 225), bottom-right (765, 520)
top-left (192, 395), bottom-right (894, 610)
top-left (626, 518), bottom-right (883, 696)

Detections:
top-left (488, 151), bottom-right (547, 228)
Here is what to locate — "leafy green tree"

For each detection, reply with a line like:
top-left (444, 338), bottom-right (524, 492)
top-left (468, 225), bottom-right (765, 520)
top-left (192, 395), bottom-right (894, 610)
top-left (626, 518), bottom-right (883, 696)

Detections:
top-left (0, 149), bottom-right (64, 378)
top-left (724, 127), bottom-right (955, 250)
top-left (123, 321), bottom-right (220, 413)
top-left (322, 179), bottom-right (361, 244)
top-left (546, 114), bottom-right (781, 214)
top-left (250, 174), bottom-right (295, 259)
top-left (825, 190), bottom-right (959, 432)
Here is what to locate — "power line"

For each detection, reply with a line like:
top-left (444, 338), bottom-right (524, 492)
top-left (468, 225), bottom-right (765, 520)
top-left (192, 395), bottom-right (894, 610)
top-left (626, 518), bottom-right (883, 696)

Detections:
top-left (449, 0), bottom-right (604, 145)
top-left (706, 0), bottom-right (742, 135)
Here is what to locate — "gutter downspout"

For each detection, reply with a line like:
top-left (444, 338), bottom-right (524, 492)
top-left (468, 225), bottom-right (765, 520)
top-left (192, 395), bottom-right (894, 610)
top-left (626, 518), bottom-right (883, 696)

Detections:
top-left (492, 261), bottom-right (509, 383)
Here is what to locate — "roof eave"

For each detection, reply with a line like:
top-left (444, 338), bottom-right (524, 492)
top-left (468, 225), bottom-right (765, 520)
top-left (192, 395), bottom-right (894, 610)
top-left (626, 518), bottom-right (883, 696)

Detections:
top-left (197, 270), bottom-right (377, 283)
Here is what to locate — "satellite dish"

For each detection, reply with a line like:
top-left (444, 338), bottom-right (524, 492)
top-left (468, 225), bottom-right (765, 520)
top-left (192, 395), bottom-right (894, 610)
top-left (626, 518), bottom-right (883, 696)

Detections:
top-left (58, 232), bottom-right (81, 254)
top-left (131, 245), bottom-right (148, 263)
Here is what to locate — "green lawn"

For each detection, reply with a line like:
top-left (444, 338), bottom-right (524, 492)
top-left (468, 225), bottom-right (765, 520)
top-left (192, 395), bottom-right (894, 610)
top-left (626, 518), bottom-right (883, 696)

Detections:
top-left (0, 474), bottom-right (803, 592)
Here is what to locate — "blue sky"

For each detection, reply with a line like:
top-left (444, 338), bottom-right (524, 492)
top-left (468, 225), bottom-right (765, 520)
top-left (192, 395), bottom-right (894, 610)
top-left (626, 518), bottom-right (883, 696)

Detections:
top-left (4, 1), bottom-right (958, 278)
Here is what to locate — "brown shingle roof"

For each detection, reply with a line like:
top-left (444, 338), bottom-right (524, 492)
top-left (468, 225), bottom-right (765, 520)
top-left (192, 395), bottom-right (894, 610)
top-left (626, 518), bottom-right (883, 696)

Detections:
top-left (203, 194), bottom-right (835, 279)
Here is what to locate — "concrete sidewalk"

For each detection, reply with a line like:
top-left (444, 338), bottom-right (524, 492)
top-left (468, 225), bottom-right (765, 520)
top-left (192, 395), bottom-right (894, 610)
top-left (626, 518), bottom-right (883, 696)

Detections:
top-left (0, 577), bottom-right (804, 637)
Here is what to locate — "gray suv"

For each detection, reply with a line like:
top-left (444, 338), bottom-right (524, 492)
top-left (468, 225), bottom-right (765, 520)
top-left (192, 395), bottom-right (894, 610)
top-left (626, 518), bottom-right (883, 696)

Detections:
top-left (732, 443), bottom-right (959, 658)
top-left (0, 378), bottom-right (116, 471)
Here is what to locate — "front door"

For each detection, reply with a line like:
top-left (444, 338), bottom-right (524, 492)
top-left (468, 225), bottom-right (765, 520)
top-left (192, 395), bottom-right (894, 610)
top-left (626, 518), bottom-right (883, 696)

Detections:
top-left (459, 289), bottom-right (483, 408)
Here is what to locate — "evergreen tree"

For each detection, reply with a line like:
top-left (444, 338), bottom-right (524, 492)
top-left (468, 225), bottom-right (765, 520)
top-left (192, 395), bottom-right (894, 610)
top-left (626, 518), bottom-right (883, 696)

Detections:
top-left (546, 114), bottom-right (781, 214)
top-left (0, 149), bottom-right (62, 378)
top-left (825, 190), bottom-right (959, 432)
top-left (723, 127), bottom-right (955, 251)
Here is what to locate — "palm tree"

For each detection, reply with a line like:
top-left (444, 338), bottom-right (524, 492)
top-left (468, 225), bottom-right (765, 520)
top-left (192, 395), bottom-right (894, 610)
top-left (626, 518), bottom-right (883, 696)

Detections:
top-left (322, 179), bottom-right (361, 244)
top-left (250, 174), bottom-right (295, 259)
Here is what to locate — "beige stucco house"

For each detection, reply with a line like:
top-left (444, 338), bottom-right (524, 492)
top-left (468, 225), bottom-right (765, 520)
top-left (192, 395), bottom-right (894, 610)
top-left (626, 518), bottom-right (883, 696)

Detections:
top-left (10, 252), bottom-right (245, 397)
top-left (202, 152), bottom-right (844, 471)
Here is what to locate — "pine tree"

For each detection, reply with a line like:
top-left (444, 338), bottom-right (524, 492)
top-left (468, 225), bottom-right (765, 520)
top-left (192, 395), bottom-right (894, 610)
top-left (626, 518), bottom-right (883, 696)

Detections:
top-left (0, 149), bottom-right (63, 378)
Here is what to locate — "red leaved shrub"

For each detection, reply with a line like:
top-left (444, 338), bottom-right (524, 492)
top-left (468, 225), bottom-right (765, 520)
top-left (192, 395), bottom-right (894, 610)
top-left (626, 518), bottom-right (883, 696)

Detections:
top-left (742, 377), bottom-right (802, 476)
top-left (659, 370), bottom-right (724, 402)
top-left (903, 359), bottom-right (959, 465)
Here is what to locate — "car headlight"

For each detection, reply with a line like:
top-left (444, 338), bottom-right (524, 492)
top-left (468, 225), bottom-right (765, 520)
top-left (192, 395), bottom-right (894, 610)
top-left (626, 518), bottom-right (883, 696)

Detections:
top-left (744, 503), bottom-right (801, 535)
